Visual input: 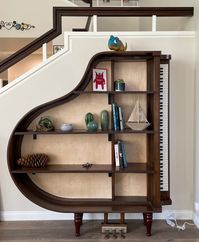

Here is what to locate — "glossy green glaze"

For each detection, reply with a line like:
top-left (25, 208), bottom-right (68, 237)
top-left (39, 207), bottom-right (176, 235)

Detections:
top-left (85, 112), bottom-right (94, 126)
top-left (87, 120), bottom-right (98, 132)
top-left (100, 110), bottom-right (109, 131)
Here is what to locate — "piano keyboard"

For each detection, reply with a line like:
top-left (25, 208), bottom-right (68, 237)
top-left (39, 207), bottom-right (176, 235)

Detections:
top-left (160, 64), bottom-right (169, 192)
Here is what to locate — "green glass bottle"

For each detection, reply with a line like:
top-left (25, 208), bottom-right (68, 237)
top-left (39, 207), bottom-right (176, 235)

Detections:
top-left (100, 110), bottom-right (109, 131)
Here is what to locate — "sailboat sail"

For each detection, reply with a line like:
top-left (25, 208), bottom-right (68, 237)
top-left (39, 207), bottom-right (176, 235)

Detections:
top-left (126, 100), bottom-right (150, 131)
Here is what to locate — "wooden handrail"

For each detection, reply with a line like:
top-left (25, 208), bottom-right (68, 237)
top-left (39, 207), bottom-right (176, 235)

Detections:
top-left (0, 6), bottom-right (194, 74)
top-left (81, 0), bottom-right (92, 6)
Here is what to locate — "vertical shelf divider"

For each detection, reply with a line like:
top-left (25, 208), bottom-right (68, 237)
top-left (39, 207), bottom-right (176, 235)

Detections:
top-left (147, 58), bottom-right (153, 204)
top-left (111, 60), bottom-right (115, 201)
top-left (147, 54), bottom-right (161, 209)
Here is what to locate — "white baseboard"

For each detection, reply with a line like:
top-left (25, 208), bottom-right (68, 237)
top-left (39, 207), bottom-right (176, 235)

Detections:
top-left (194, 202), bottom-right (199, 228)
top-left (0, 210), bottom-right (194, 221)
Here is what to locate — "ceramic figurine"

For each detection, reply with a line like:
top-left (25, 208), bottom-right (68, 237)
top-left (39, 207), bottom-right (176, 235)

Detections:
top-left (87, 120), bottom-right (98, 132)
top-left (85, 112), bottom-right (94, 126)
top-left (100, 110), bottom-right (109, 130)
top-left (108, 35), bottom-right (127, 51)
top-left (37, 116), bottom-right (54, 131)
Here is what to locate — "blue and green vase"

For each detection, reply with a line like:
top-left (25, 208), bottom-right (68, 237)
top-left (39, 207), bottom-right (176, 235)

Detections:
top-left (87, 120), bottom-right (98, 132)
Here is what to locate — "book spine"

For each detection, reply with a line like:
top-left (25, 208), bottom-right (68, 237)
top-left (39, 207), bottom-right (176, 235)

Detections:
top-left (115, 105), bottom-right (120, 131)
top-left (117, 140), bottom-right (124, 168)
top-left (112, 104), bottom-right (118, 131)
top-left (118, 106), bottom-right (124, 131)
top-left (121, 141), bottom-right (128, 168)
top-left (114, 143), bottom-right (120, 167)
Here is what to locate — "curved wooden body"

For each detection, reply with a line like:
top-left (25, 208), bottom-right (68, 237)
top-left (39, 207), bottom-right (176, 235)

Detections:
top-left (7, 51), bottom-right (170, 215)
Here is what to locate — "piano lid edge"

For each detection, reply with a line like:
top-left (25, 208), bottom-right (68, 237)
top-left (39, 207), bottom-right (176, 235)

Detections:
top-left (161, 54), bottom-right (172, 61)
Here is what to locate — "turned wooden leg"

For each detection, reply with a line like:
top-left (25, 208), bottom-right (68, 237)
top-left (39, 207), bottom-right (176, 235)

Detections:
top-left (80, 213), bottom-right (83, 225)
top-left (74, 213), bottom-right (82, 236)
top-left (104, 213), bottom-right (108, 224)
top-left (145, 213), bottom-right (153, 236)
top-left (120, 212), bottom-right (125, 224)
top-left (143, 213), bottom-right (147, 226)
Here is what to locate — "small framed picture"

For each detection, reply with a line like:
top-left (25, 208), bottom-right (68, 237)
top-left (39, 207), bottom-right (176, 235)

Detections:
top-left (92, 68), bottom-right (108, 92)
top-left (53, 45), bottom-right (64, 54)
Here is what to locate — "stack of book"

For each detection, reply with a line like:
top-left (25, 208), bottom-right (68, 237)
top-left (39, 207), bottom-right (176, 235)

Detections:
top-left (114, 140), bottom-right (128, 168)
top-left (112, 103), bottom-right (124, 131)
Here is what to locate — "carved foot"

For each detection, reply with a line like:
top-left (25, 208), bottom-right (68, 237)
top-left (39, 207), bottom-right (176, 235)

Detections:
top-left (80, 213), bottom-right (83, 225)
top-left (145, 213), bottom-right (153, 236)
top-left (74, 213), bottom-right (82, 236)
top-left (143, 213), bottom-right (147, 226)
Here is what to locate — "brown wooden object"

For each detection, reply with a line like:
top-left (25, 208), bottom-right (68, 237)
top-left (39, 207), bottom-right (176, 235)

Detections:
top-left (144, 212), bottom-right (153, 236)
top-left (7, 51), bottom-right (171, 236)
top-left (74, 213), bottom-right (82, 236)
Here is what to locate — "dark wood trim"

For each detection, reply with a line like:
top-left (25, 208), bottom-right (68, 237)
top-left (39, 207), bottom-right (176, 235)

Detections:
top-left (81, 0), bottom-right (92, 6)
top-left (0, 7), bottom-right (193, 73)
top-left (74, 213), bottom-right (82, 236)
top-left (145, 212), bottom-right (153, 236)
top-left (14, 129), bottom-right (155, 135)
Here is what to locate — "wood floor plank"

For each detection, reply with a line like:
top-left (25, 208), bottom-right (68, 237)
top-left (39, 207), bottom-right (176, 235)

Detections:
top-left (0, 220), bottom-right (198, 241)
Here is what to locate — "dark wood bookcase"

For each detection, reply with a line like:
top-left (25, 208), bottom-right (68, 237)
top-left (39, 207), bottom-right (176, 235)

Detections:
top-left (7, 51), bottom-right (171, 236)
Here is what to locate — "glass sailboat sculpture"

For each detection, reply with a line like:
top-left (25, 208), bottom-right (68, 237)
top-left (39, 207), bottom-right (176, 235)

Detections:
top-left (126, 100), bottom-right (150, 131)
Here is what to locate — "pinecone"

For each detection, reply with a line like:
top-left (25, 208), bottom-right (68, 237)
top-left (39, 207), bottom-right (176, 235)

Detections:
top-left (17, 154), bottom-right (49, 168)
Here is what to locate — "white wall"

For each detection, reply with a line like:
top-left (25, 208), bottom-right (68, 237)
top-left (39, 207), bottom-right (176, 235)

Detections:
top-left (194, 0), bottom-right (199, 228)
top-left (0, 0), bottom-right (77, 38)
top-left (139, 0), bottom-right (194, 31)
top-left (8, 54), bottom-right (42, 81)
top-left (0, 32), bottom-right (196, 220)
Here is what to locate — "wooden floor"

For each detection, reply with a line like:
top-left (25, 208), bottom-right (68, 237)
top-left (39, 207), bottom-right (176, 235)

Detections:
top-left (0, 220), bottom-right (199, 242)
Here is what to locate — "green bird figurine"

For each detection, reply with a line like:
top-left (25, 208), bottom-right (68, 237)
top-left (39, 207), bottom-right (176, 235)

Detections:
top-left (108, 35), bottom-right (127, 51)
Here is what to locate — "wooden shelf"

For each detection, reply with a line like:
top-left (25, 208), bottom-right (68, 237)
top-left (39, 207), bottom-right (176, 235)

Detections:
top-left (114, 163), bottom-right (155, 174)
top-left (14, 128), bottom-right (155, 136)
top-left (11, 164), bottom-right (113, 174)
top-left (14, 129), bottom-right (109, 135)
top-left (113, 129), bottom-right (155, 134)
top-left (60, 196), bottom-right (150, 206)
top-left (73, 90), bottom-right (155, 94)
top-left (11, 163), bottom-right (155, 174)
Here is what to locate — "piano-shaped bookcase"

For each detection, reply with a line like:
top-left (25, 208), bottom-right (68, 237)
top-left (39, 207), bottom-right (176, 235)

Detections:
top-left (8, 51), bottom-right (171, 237)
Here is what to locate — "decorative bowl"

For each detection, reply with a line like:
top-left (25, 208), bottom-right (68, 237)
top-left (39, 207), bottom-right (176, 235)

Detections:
top-left (60, 123), bottom-right (73, 132)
